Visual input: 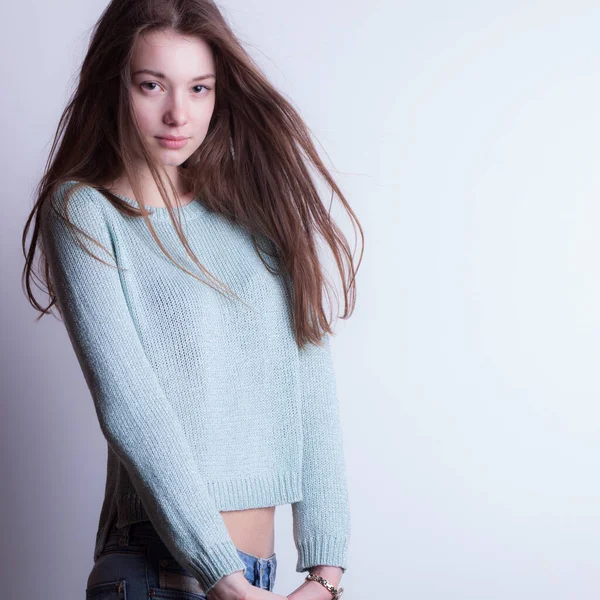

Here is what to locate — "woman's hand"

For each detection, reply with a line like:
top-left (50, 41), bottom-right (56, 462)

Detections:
top-left (206, 570), bottom-right (289, 600)
top-left (206, 571), bottom-right (250, 600)
top-left (244, 590), bottom-right (289, 600)
top-left (286, 580), bottom-right (335, 600)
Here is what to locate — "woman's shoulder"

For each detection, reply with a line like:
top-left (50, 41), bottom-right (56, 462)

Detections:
top-left (49, 179), bottom-right (105, 210)
top-left (43, 179), bottom-right (111, 234)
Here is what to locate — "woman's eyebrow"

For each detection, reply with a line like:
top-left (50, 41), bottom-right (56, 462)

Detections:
top-left (132, 68), bottom-right (216, 82)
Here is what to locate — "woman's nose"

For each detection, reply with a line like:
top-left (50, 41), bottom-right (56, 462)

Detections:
top-left (164, 108), bottom-right (187, 126)
top-left (163, 95), bottom-right (188, 126)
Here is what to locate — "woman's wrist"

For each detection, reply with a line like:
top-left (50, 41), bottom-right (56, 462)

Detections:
top-left (306, 566), bottom-right (343, 588)
top-left (206, 570), bottom-right (250, 600)
top-left (286, 566), bottom-right (344, 600)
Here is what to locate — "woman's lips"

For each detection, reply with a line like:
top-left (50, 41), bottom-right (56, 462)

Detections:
top-left (156, 137), bottom-right (189, 149)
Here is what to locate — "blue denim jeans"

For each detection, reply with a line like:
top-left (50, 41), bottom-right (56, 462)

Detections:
top-left (85, 520), bottom-right (277, 599)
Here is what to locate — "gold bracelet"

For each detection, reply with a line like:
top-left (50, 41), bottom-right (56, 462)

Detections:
top-left (305, 573), bottom-right (344, 599)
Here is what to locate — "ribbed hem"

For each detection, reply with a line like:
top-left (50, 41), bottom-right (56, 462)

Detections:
top-left (208, 471), bottom-right (302, 509)
top-left (188, 539), bottom-right (247, 594)
top-left (115, 471), bottom-right (303, 528)
top-left (295, 534), bottom-right (349, 573)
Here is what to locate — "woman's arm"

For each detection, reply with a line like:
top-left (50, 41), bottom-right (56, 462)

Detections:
top-left (41, 182), bottom-right (246, 595)
top-left (291, 333), bottom-right (351, 577)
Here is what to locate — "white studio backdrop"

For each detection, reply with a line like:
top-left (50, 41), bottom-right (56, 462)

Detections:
top-left (2, 1), bottom-right (599, 598)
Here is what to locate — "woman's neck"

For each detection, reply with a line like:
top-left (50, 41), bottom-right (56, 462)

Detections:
top-left (107, 175), bottom-right (194, 208)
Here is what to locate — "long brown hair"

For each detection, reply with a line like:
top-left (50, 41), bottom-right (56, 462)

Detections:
top-left (21, 0), bottom-right (364, 348)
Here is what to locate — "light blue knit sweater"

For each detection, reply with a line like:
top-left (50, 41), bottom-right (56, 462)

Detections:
top-left (40, 180), bottom-right (351, 593)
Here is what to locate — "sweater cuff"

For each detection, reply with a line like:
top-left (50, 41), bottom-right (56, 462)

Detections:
top-left (295, 534), bottom-right (349, 573)
top-left (187, 540), bottom-right (247, 594)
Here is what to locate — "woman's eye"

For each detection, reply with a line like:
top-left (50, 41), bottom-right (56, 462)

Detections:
top-left (140, 82), bottom-right (160, 92)
top-left (192, 85), bottom-right (211, 94)
top-left (139, 82), bottom-right (211, 95)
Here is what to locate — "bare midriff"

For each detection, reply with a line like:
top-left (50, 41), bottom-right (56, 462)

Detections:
top-left (220, 506), bottom-right (276, 560)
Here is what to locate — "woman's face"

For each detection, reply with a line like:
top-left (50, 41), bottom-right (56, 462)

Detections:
top-left (129, 29), bottom-right (216, 169)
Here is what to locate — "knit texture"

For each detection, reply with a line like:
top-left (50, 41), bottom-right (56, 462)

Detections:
top-left (40, 180), bottom-right (351, 593)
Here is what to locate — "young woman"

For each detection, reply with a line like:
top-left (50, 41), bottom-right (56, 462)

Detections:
top-left (22, 1), bottom-right (363, 599)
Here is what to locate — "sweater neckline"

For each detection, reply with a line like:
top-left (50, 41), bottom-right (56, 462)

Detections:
top-left (113, 192), bottom-right (205, 222)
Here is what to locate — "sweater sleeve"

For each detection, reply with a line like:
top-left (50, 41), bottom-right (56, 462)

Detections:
top-left (291, 332), bottom-right (352, 573)
top-left (40, 182), bottom-right (246, 594)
